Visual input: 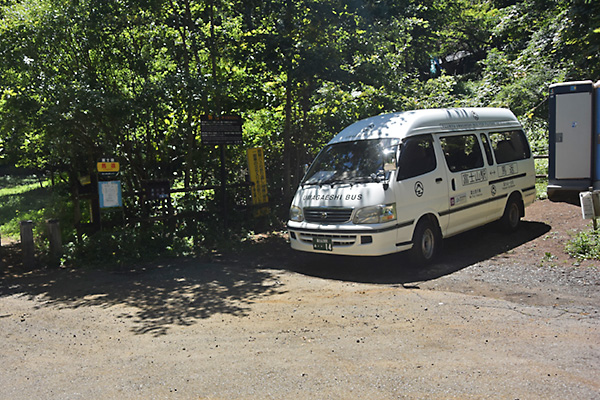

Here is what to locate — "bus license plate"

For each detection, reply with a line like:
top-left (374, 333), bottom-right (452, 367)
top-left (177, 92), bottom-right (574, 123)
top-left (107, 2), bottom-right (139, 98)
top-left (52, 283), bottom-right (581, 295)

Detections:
top-left (313, 237), bottom-right (333, 251)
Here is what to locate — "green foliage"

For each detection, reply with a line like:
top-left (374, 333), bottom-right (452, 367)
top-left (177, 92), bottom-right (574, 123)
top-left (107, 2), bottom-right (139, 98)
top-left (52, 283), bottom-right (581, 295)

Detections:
top-left (535, 178), bottom-right (548, 200)
top-left (565, 229), bottom-right (600, 262)
top-left (61, 226), bottom-right (177, 269)
top-left (559, 0), bottom-right (600, 79)
top-left (539, 251), bottom-right (557, 267)
top-left (60, 211), bottom-right (266, 269)
top-left (403, 75), bottom-right (464, 109)
top-left (0, 176), bottom-right (267, 268)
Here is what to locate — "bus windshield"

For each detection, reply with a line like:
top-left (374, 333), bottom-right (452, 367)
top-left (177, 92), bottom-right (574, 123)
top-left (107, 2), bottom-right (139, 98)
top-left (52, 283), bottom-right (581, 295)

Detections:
top-left (302, 139), bottom-right (399, 186)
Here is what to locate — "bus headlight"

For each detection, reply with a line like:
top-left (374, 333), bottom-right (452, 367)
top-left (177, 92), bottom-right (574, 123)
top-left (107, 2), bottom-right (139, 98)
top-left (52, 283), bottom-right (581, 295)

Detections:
top-left (353, 203), bottom-right (397, 224)
top-left (289, 205), bottom-right (304, 222)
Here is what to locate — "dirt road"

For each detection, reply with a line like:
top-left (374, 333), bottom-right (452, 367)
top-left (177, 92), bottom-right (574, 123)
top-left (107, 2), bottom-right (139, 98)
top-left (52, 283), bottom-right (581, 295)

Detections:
top-left (0, 200), bottom-right (598, 399)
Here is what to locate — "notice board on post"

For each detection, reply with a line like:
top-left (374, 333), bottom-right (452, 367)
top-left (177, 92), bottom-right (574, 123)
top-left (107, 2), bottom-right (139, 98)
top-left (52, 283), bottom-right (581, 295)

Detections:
top-left (247, 147), bottom-right (269, 214)
top-left (98, 181), bottom-right (122, 208)
top-left (200, 115), bottom-right (243, 145)
top-left (142, 180), bottom-right (171, 200)
top-left (579, 190), bottom-right (600, 219)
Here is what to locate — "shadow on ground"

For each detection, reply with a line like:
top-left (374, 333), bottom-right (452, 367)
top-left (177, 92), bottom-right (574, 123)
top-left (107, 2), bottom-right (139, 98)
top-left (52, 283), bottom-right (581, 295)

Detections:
top-left (283, 220), bottom-right (551, 285)
top-left (0, 219), bottom-right (548, 336)
top-left (0, 252), bottom-right (286, 336)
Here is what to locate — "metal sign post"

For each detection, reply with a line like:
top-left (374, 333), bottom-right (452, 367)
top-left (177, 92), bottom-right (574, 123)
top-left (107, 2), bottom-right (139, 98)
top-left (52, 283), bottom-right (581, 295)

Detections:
top-left (96, 157), bottom-right (124, 231)
top-left (97, 158), bottom-right (122, 209)
top-left (200, 115), bottom-right (243, 222)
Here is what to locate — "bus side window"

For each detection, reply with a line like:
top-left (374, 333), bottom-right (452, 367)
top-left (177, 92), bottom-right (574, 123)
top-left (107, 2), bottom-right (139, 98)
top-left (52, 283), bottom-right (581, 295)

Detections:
top-left (440, 134), bottom-right (484, 172)
top-left (481, 133), bottom-right (494, 165)
top-left (397, 135), bottom-right (436, 180)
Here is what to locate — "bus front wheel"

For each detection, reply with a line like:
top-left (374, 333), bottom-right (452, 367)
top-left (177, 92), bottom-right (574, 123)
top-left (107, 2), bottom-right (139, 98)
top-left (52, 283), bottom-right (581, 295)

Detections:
top-left (410, 217), bottom-right (441, 264)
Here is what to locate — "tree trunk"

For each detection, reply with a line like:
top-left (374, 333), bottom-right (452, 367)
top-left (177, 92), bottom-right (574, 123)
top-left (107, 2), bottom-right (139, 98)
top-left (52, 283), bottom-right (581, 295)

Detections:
top-left (282, 73), bottom-right (293, 203)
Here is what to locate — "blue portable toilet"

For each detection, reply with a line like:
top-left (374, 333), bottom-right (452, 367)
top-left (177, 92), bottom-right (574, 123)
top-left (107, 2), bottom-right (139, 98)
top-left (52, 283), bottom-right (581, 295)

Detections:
top-left (548, 81), bottom-right (595, 204)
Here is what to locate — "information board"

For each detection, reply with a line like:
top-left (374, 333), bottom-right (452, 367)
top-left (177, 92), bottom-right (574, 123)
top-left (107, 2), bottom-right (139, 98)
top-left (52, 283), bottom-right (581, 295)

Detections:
top-left (98, 181), bottom-right (123, 208)
top-left (201, 115), bottom-right (243, 145)
top-left (142, 180), bottom-right (171, 200)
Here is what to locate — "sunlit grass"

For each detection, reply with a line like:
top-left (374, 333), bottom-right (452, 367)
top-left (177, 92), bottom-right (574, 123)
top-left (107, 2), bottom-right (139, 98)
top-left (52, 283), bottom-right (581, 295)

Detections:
top-left (0, 176), bottom-right (58, 239)
top-left (0, 176), bottom-right (46, 196)
top-left (566, 229), bottom-right (600, 261)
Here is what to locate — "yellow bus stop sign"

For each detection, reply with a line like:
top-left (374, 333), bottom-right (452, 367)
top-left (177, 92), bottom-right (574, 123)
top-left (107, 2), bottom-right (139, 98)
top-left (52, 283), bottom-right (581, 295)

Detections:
top-left (97, 160), bottom-right (120, 173)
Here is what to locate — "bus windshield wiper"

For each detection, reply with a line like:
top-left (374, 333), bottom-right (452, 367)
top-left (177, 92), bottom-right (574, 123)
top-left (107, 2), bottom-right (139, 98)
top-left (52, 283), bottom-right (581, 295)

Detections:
top-left (347, 176), bottom-right (376, 184)
top-left (301, 177), bottom-right (345, 187)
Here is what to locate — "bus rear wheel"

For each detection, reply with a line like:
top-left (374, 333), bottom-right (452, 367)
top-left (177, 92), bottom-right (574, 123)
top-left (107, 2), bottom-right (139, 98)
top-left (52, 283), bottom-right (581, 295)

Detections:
top-left (500, 196), bottom-right (523, 232)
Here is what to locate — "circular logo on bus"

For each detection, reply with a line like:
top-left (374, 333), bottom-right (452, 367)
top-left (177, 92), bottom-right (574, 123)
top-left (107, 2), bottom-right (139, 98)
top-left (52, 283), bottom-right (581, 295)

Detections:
top-left (414, 181), bottom-right (424, 197)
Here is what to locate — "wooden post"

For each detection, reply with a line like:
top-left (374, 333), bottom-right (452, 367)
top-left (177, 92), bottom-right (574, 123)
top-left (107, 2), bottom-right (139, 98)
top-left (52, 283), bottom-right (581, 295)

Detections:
top-left (590, 187), bottom-right (599, 231)
top-left (220, 145), bottom-right (228, 227)
top-left (47, 219), bottom-right (62, 267)
top-left (20, 220), bottom-right (35, 268)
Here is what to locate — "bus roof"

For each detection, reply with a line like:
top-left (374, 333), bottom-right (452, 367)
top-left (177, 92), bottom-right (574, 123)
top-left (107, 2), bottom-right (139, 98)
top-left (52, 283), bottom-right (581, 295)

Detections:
top-left (328, 108), bottom-right (521, 144)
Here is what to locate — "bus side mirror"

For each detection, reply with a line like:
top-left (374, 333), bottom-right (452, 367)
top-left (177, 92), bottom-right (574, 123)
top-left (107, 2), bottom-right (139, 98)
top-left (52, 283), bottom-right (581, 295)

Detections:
top-left (383, 147), bottom-right (397, 172)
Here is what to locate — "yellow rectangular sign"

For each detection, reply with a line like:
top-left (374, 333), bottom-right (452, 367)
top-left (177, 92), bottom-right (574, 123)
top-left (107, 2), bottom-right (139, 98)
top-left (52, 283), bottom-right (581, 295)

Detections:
top-left (97, 161), bottom-right (120, 172)
top-left (247, 147), bottom-right (269, 208)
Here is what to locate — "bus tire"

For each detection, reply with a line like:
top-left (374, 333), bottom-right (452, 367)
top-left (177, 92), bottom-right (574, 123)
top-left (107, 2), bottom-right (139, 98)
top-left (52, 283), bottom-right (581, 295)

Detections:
top-left (500, 195), bottom-right (522, 232)
top-left (410, 217), bottom-right (441, 264)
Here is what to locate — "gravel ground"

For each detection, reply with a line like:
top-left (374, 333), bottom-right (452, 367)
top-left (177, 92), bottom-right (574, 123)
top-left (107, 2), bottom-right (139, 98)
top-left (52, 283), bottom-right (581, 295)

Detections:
top-left (0, 200), bottom-right (598, 399)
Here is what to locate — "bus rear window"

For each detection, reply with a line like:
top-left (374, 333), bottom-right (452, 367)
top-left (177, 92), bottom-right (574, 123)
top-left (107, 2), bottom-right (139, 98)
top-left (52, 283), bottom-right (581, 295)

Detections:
top-left (489, 130), bottom-right (531, 164)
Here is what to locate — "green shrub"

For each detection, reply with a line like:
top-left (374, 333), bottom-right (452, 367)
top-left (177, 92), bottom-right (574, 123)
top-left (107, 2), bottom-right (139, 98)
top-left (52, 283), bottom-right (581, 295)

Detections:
top-left (62, 225), bottom-right (180, 269)
top-left (565, 229), bottom-right (600, 262)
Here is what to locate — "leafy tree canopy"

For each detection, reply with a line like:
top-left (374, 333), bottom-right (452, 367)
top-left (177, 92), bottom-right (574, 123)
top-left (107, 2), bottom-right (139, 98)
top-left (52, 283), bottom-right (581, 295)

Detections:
top-left (0, 0), bottom-right (598, 203)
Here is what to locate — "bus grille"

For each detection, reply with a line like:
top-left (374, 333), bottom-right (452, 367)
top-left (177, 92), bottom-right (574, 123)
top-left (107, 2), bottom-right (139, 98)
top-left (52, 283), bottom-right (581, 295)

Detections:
top-left (304, 208), bottom-right (353, 223)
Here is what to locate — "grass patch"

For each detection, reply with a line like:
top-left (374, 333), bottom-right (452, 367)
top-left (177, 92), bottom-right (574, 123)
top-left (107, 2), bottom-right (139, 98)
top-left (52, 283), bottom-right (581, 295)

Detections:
top-left (0, 176), bottom-right (44, 196)
top-left (0, 176), bottom-right (73, 240)
top-left (565, 229), bottom-right (600, 262)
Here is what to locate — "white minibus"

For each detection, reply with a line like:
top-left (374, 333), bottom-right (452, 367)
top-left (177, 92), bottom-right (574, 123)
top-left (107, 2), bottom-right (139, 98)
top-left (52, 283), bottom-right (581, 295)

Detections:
top-left (287, 108), bottom-right (536, 263)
